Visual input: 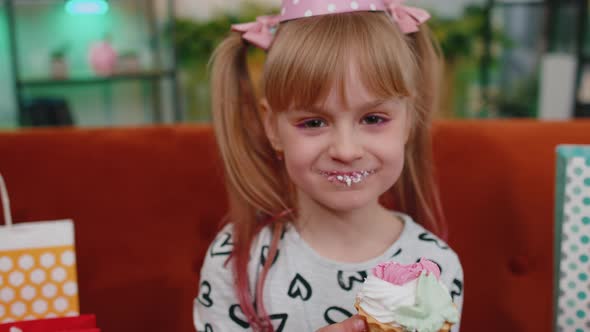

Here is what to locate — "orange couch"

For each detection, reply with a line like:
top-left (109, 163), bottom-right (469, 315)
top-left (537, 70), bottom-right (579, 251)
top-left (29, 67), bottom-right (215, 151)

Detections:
top-left (1, 120), bottom-right (589, 332)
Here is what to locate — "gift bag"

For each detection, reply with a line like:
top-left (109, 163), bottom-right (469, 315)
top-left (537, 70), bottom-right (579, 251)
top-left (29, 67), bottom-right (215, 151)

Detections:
top-left (0, 314), bottom-right (96, 332)
top-left (554, 145), bottom-right (590, 331)
top-left (0, 173), bottom-right (79, 323)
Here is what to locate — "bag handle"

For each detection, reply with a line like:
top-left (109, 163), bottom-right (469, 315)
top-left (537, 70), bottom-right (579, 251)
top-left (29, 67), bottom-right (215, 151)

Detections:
top-left (0, 172), bottom-right (13, 227)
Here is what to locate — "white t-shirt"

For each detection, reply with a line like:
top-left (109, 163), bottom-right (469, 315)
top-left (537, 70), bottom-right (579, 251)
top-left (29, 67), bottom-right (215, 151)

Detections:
top-left (194, 212), bottom-right (464, 332)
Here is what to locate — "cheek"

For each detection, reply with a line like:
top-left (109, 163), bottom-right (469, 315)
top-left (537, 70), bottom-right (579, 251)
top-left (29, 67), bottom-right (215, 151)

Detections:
top-left (374, 140), bottom-right (406, 179)
top-left (281, 127), bottom-right (324, 161)
top-left (277, 125), bottom-right (321, 186)
top-left (282, 140), bottom-right (319, 177)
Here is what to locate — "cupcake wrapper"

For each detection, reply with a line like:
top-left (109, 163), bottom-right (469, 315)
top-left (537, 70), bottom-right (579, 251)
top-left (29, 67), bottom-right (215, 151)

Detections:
top-left (354, 300), bottom-right (453, 332)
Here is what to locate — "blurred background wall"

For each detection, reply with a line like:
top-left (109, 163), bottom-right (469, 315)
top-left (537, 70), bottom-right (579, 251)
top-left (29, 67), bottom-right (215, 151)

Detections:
top-left (0, 0), bottom-right (585, 128)
top-left (178, 0), bottom-right (484, 20)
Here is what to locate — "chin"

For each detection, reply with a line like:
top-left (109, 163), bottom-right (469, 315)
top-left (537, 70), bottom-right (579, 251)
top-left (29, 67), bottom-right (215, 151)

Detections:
top-left (312, 191), bottom-right (377, 213)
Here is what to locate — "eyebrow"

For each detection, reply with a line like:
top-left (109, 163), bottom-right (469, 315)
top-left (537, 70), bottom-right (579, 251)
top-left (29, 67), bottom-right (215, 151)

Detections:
top-left (302, 99), bottom-right (392, 114)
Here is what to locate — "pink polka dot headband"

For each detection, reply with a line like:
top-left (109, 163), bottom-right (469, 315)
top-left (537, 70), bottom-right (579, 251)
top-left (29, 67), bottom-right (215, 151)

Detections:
top-left (231, 0), bottom-right (431, 50)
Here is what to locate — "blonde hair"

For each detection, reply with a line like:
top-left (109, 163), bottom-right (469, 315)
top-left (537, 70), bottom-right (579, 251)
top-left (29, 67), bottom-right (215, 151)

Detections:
top-left (209, 11), bottom-right (444, 331)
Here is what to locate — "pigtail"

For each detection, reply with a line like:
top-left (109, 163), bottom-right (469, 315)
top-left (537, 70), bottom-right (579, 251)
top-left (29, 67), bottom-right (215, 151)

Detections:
top-left (209, 33), bottom-right (291, 331)
top-left (390, 25), bottom-right (448, 240)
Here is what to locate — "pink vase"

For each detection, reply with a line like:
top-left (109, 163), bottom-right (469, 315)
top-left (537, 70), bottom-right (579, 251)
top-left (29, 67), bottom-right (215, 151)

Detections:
top-left (88, 41), bottom-right (117, 76)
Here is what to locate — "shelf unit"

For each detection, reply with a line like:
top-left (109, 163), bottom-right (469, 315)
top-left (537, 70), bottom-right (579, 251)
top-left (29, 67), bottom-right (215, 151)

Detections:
top-left (4, 0), bottom-right (181, 126)
top-left (480, 0), bottom-right (589, 118)
top-left (18, 70), bottom-right (175, 87)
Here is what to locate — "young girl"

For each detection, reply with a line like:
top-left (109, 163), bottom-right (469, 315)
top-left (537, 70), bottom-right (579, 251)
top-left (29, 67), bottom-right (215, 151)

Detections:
top-left (194, 1), bottom-right (464, 331)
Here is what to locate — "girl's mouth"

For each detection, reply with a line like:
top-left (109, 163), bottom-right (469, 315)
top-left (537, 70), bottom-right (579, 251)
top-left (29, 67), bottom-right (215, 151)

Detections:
top-left (319, 170), bottom-right (377, 187)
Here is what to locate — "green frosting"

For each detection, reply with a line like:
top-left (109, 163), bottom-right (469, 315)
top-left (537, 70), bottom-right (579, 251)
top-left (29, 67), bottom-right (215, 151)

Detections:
top-left (393, 273), bottom-right (459, 332)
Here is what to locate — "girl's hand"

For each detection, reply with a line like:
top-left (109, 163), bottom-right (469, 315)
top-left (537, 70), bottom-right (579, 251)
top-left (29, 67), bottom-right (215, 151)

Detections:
top-left (316, 315), bottom-right (367, 332)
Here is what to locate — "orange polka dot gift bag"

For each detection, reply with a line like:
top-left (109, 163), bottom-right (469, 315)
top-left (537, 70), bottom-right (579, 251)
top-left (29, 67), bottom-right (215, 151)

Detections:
top-left (0, 173), bottom-right (99, 332)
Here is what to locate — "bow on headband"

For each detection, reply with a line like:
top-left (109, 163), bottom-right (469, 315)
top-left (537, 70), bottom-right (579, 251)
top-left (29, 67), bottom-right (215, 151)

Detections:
top-left (231, 15), bottom-right (281, 50)
top-left (385, 0), bottom-right (431, 34)
top-left (231, 0), bottom-right (431, 50)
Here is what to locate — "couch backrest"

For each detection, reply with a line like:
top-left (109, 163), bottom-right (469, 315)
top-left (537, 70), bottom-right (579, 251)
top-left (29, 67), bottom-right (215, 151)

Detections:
top-left (0, 125), bottom-right (226, 332)
top-left (433, 120), bottom-right (590, 332)
top-left (1, 120), bottom-right (589, 332)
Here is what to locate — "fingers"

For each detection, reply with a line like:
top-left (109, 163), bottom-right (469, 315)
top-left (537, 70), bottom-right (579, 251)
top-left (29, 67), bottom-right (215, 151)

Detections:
top-left (316, 315), bottom-right (368, 332)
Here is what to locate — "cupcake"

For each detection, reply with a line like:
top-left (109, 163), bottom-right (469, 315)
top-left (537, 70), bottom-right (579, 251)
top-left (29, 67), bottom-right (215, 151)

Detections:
top-left (355, 258), bottom-right (459, 332)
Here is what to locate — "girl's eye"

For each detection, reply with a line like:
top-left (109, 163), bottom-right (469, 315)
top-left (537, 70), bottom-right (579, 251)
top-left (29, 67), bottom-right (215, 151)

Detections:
top-left (297, 119), bottom-right (327, 129)
top-left (361, 114), bottom-right (388, 125)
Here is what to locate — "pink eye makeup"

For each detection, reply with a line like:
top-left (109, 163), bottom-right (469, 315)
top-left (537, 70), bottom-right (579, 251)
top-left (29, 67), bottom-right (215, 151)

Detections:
top-left (294, 114), bottom-right (390, 129)
top-left (296, 118), bottom-right (327, 129)
top-left (361, 114), bottom-right (390, 125)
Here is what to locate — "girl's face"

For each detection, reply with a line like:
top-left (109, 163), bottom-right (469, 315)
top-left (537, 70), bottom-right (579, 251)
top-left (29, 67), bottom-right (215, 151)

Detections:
top-left (264, 71), bottom-right (410, 214)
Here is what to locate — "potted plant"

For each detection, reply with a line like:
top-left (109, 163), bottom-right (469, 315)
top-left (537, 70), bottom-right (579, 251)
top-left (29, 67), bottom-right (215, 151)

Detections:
top-left (117, 50), bottom-right (141, 74)
top-left (173, 2), bottom-right (275, 121)
top-left (50, 44), bottom-right (69, 79)
top-left (429, 6), bottom-right (510, 118)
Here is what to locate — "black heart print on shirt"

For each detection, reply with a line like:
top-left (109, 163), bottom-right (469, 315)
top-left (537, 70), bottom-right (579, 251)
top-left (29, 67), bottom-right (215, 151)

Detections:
top-left (210, 232), bottom-right (234, 257)
top-left (197, 280), bottom-right (213, 308)
top-left (450, 278), bottom-right (463, 302)
top-left (197, 323), bottom-right (213, 332)
top-left (415, 258), bottom-right (443, 274)
top-left (260, 245), bottom-right (280, 266)
top-left (229, 304), bottom-right (288, 332)
top-left (391, 248), bottom-right (403, 258)
top-left (269, 313), bottom-right (288, 332)
top-left (337, 271), bottom-right (367, 291)
top-left (287, 273), bottom-right (312, 301)
top-left (229, 304), bottom-right (250, 329)
top-left (417, 232), bottom-right (449, 250)
top-left (324, 306), bottom-right (353, 324)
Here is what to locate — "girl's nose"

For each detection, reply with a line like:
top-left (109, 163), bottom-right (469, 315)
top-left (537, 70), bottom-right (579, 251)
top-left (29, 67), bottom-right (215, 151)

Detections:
top-left (328, 129), bottom-right (363, 163)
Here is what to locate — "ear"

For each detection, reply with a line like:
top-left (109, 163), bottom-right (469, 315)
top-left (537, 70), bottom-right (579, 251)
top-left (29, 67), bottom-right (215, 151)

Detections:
top-left (260, 98), bottom-right (283, 151)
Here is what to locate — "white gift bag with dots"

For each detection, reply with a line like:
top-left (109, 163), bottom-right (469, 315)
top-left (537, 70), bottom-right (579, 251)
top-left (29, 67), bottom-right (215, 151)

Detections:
top-left (0, 173), bottom-right (79, 324)
top-left (555, 145), bottom-right (590, 332)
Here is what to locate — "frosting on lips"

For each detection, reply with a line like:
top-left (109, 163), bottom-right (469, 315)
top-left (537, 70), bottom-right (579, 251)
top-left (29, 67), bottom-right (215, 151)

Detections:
top-left (356, 258), bottom-right (459, 332)
top-left (319, 170), bottom-right (376, 187)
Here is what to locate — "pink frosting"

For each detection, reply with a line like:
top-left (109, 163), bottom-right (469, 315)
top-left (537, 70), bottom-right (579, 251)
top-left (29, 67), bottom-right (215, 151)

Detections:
top-left (372, 258), bottom-right (441, 285)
